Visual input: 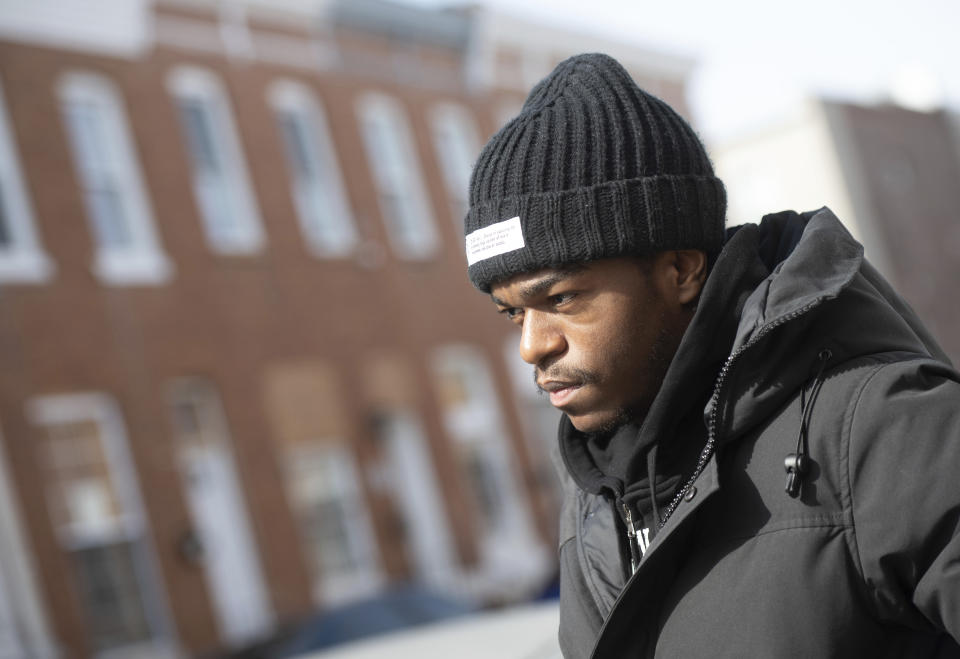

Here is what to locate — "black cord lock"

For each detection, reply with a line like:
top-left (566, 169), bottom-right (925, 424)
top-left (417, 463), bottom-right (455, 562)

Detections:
top-left (784, 452), bottom-right (809, 497)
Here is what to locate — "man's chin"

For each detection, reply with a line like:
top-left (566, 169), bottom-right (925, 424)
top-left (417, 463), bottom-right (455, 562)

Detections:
top-left (566, 407), bottom-right (634, 435)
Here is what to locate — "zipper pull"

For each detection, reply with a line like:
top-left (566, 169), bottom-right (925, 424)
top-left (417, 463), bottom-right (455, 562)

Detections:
top-left (622, 501), bottom-right (641, 575)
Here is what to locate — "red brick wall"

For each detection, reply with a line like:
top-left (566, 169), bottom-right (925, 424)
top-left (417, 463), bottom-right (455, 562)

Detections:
top-left (0, 12), bottom-right (693, 653)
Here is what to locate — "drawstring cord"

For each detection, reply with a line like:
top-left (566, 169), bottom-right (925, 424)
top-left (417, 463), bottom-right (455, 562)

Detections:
top-left (646, 444), bottom-right (660, 539)
top-left (785, 348), bottom-right (832, 497)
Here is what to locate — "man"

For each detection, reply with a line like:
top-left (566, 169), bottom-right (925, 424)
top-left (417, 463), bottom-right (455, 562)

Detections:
top-left (463, 53), bottom-right (960, 657)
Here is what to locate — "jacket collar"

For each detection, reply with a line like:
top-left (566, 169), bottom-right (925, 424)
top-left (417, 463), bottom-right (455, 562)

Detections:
top-left (714, 208), bottom-right (867, 444)
top-left (732, 207), bottom-right (863, 355)
top-left (558, 213), bottom-right (771, 498)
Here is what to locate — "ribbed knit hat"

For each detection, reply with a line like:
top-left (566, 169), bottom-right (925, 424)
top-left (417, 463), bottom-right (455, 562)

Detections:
top-left (464, 53), bottom-right (726, 292)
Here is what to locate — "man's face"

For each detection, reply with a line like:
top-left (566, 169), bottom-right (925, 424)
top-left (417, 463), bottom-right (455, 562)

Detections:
top-left (491, 257), bottom-right (682, 434)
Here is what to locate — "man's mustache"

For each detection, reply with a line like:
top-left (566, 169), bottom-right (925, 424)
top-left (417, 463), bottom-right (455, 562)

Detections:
top-left (533, 365), bottom-right (598, 394)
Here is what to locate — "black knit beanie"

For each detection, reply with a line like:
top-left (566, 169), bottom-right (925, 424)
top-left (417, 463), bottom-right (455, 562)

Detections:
top-left (464, 53), bottom-right (726, 292)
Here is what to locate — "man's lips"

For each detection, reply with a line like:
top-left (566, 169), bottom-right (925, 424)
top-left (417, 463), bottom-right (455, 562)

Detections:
top-left (539, 380), bottom-right (582, 407)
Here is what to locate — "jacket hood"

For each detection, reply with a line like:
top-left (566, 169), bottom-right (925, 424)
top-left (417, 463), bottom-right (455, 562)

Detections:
top-left (714, 206), bottom-right (950, 444)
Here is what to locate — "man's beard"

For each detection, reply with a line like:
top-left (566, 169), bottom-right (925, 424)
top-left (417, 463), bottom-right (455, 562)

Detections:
top-left (533, 314), bottom-right (677, 436)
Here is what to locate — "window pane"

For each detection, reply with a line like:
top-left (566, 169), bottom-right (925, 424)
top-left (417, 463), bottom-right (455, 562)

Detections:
top-left (383, 191), bottom-right (420, 248)
top-left (284, 446), bottom-right (372, 581)
top-left (372, 118), bottom-right (406, 186)
top-left (64, 102), bottom-right (109, 180)
top-left (177, 99), bottom-right (221, 174)
top-left (40, 419), bottom-right (123, 535)
top-left (171, 397), bottom-right (202, 439)
top-left (73, 541), bottom-right (152, 652)
top-left (305, 499), bottom-right (356, 574)
top-left (277, 111), bottom-right (314, 179)
top-left (86, 187), bottom-right (132, 248)
top-left (62, 101), bottom-right (134, 250)
top-left (194, 172), bottom-right (236, 245)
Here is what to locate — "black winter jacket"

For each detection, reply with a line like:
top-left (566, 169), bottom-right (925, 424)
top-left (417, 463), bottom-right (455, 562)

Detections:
top-left (555, 208), bottom-right (960, 657)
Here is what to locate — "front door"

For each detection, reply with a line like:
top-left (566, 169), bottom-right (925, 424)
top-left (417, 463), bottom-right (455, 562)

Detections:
top-left (377, 410), bottom-right (456, 587)
top-left (169, 380), bottom-right (273, 647)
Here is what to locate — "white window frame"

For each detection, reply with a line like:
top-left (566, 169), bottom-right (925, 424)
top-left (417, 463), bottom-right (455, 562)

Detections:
top-left (429, 102), bottom-right (481, 230)
top-left (167, 66), bottom-right (264, 255)
top-left (267, 80), bottom-right (357, 258)
top-left (57, 72), bottom-right (172, 286)
top-left (0, 82), bottom-right (54, 284)
top-left (356, 92), bottom-right (438, 260)
top-left (26, 392), bottom-right (178, 659)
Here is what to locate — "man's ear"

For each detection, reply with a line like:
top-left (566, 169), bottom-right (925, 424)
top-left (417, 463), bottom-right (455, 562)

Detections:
top-left (658, 250), bottom-right (707, 307)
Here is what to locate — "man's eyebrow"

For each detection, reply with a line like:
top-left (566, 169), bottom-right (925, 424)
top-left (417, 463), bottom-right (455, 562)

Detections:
top-left (490, 267), bottom-right (585, 307)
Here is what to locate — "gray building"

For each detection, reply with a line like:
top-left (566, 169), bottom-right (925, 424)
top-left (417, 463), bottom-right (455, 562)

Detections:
top-left (716, 98), bottom-right (960, 365)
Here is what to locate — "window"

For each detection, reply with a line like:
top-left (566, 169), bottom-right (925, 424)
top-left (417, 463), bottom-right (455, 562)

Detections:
top-left (0, 82), bottom-right (54, 284)
top-left (283, 444), bottom-right (381, 604)
top-left (167, 67), bottom-right (264, 254)
top-left (58, 72), bottom-right (172, 285)
top-left (268, 81), bottom-right (357, 257)
top-left (356, 93), bottom-right (438, 260)
top-left (430, 103), bottom-right (481, 229)
top-left (26, 393), bottom-right (175, 658)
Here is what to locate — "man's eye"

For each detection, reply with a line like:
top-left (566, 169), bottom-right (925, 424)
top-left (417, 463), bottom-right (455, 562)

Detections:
top-left (549, 293), bottom-right (574, 306)
top-left (499, 307), bottom-right (523, 321)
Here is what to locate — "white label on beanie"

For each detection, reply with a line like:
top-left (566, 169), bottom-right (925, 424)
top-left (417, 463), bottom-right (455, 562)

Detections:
top-left (466, 216), bottom-right (524, 265)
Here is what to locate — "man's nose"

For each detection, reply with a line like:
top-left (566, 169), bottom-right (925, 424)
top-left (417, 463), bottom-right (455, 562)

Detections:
top-left (519, 310), bottom-right (565, 366)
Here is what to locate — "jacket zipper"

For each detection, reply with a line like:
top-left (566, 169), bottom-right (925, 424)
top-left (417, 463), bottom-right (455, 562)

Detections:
top-left (658, 300), bottom-right (822, 530)
top-left (621, 500), bottom-right (642, 575)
